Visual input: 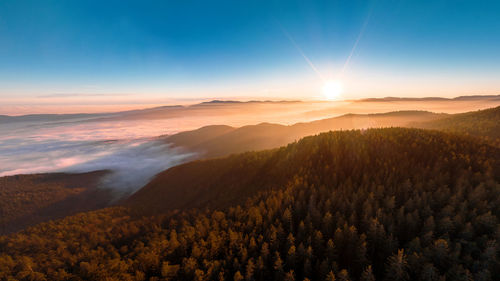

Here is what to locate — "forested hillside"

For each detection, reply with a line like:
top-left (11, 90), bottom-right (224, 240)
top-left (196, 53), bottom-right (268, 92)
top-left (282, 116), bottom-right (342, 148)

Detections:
top-left (164, 111), bottom-right (443, 158)
top-left (415, 106), bottom-right (500, 144)
top-left (164, 107), bottom-right (500, 161)
top-left (0, 171), bottom-right (112, 234)
top-left (1, 128), bottom-right (499, 280)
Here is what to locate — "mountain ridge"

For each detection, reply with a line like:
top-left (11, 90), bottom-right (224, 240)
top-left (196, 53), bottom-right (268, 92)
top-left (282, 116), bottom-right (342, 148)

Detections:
top-left (356, 94), bottom-right (500, 102)
top-left (162, 110), bottom-right (446, 158)
top-left (2, 94), bottom-right (498, 119)
top-left (127, 127), bottom-right (500, 214)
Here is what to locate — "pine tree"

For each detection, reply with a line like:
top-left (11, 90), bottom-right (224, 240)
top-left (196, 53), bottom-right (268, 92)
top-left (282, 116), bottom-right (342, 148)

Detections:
top-left (274, 251), bottom-right (285, 281)
top-left (245, 259), bottom-right (255, 281)
top-left (325, 270), bottom-right (336, 281)
top-left (360, 265), bottom-right (375, 281)
top-left (337, 269), bottom-right (351, 281)
top-left (284, 270), bottom-right (295, 281)
top-left (234, 271), bottom-right (244, 281)
top-left (384, 250), bottom-right (409, 281)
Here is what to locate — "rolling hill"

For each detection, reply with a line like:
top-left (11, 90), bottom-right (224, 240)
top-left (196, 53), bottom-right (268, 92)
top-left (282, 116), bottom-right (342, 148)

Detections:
top-left (1, 128), bottom-right (499, 280)
top-left (0, 171), bottom-right (113, 234)
top-left (414, 106), bottom-right (500, 141)
top-left (2, 106), bottom-right (498, 237)
top-left (164, 106), bottom-right (500, 160)
top-left (129, 128), bottom-right (500, 214)
top-left (164, 110), bottom-right (444, 158)
top-left (357, 95), bottom-right (500, 102)
top-left (4, 95), bottom-right (498, 126)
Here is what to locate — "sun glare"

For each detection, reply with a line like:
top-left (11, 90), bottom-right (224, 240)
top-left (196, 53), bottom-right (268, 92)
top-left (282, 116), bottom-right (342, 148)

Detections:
top-left (322, 80), bottom-right (343, 100)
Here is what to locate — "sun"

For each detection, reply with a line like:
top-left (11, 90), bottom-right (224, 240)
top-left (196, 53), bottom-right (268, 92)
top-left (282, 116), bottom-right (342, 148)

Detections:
top-left (322, 80), bottom-right (343, 101)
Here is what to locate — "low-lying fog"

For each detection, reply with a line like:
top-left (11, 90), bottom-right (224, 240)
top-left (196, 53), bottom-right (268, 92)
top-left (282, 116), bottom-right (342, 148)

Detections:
top-left (1, 97), bottom-right (499, 193)
top-left (0, 120), bottom-right (197, 194)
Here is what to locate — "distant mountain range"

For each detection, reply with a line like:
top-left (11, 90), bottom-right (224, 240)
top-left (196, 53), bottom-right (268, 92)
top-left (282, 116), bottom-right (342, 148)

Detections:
top-left (0, 100), bottom-right (299, 122)
top-left (162, 105), bottom-right (500, 159)
top-left (198, 99), bottom-right (301, 105)
top-left (1, 95), bottom-right (499, 123)
top-left (356, 94), bottom-right (500, 102)
top-left (162, 110), bottom-right (445, 158)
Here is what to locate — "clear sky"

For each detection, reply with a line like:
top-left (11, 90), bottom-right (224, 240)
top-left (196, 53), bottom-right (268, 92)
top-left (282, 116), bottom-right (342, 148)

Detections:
top-left (1, 0), bottom-right (499, 113)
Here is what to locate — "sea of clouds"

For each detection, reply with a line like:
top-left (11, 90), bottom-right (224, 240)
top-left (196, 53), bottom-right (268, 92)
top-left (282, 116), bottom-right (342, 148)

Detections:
top-left (0, 118), bottom-right (196, 194)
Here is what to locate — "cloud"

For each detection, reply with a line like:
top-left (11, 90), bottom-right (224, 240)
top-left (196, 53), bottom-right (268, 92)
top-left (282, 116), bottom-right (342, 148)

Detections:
top-left (0, 121), bottom-right (196, 197)
top-left (66, 139), bottom-right (195, 194)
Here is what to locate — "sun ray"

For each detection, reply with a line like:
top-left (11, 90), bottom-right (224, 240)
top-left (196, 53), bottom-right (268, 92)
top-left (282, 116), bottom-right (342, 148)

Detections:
top-left (277, 21), bottom-right (326, 81)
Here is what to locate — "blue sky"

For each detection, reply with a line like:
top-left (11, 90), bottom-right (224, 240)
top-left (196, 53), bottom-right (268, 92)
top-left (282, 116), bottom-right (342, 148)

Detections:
top-left (1, 0), bottom-right (499, 111)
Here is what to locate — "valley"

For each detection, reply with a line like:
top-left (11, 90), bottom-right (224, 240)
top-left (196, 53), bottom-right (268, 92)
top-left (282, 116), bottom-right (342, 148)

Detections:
top-left (0, 105), bottom-right (499, 280)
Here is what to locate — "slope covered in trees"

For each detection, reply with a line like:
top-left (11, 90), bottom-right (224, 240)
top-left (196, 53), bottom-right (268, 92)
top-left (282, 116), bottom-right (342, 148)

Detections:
top-left (164, 106), bottom-right (500, 160)
top-left (0, 171), bottom-right (112, 234)
top-left (1, 128), bottom-right (499, 280)
top-left (414, 106), bottom-right (500, 143)
top-left (164, 111), bottom-right (444, 158)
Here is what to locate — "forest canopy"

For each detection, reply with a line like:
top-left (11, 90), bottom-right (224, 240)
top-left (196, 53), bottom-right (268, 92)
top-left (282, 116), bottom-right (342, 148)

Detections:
top-left (1, 128), bottom-right (499, 280)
